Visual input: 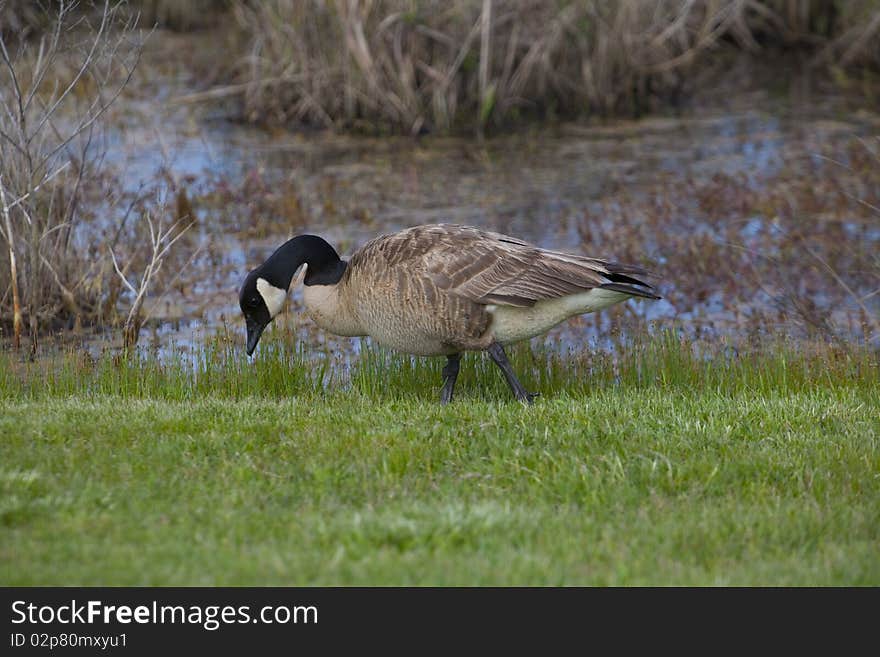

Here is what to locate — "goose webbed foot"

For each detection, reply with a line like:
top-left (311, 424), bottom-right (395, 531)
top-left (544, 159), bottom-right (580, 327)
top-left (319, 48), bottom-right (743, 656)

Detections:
top-left (487, 342), bottom-right (539, 405)
top-left (440, 353), bottom-right (461, 405)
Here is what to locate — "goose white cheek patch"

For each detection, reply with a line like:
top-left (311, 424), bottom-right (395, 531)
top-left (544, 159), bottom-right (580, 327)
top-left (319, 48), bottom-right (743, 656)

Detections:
top-left (256, 277), bottom-right (288, 318)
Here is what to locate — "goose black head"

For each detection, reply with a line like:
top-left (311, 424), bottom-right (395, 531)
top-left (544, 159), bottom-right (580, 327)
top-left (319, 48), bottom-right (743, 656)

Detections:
top-left (239, 235), bottom-right (345, 356)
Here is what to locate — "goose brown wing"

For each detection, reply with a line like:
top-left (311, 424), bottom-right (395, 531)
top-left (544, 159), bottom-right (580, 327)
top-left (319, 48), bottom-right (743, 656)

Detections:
top-left (356, 224), bottom-right (619, 308)
top-left (437, 245), bottom-right (611, 307)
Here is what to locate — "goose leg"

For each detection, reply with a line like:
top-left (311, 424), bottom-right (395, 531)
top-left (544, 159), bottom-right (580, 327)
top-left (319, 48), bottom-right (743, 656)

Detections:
top-left (487, 342), bottom-right (539, 404)
top-left (440, 353), bottom-right (461, 405)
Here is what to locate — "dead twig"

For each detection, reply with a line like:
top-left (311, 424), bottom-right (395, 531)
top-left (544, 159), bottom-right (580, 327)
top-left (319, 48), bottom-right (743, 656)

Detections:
top-left (0, 174), bottom-right (22, 348)
top-left (110, 213), bottom-right (194, 350)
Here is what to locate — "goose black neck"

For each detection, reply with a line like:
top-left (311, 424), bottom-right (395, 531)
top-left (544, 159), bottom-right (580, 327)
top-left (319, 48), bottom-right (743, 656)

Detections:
top-left (261, 235), bottom-right (346, 289)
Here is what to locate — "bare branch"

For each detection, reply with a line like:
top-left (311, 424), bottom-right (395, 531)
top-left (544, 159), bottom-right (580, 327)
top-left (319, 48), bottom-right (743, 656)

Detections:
top-left (37, 31), bottom-right (145, 172)
top-left (0, 173), bottom-right (23, 348)
top-left (144, 243), bottom-right (203, 324)
top-left (5, 161), bottom-right (71, 214)
top-left (109, 211), bottom-right (195, 350)
top-left (109, 247), bottom-right (138, 296)
top-left (27, 0), bottom-right (111, 141)
top-left (22, 1), bottom-right (67, 114)
top-left (39, 251), bottom-right (81, 316)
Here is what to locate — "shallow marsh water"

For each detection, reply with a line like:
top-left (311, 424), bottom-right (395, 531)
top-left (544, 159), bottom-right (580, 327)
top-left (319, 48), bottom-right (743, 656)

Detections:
top-left (28, 31), bottom-right (880, 362)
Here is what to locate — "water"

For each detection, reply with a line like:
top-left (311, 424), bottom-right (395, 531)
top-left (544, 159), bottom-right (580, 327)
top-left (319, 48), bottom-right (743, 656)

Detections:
top-left (57, 39), bottom-right (880, 357)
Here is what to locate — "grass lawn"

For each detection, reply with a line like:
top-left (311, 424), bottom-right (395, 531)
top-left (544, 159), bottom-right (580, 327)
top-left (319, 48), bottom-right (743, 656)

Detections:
top-left (1, 336), bottom-right (878, 585)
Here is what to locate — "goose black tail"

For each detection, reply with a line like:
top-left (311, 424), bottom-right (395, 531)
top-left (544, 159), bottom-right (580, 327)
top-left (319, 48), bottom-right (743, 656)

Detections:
top-left (599, 282), bottom-right (661, 300)
top-left (601, 263), bottom-right (661, 300)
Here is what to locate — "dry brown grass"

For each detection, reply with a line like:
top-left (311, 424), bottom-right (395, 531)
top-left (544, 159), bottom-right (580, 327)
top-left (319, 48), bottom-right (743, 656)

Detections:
top-left (228, 0), bottom-right (880, 135)
top-left (232, 0), bottom-right (739, 134)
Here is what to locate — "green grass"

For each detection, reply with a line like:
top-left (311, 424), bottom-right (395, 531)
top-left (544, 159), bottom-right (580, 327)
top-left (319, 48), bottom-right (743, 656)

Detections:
top-left (1, 333), bottom-right (878, 585)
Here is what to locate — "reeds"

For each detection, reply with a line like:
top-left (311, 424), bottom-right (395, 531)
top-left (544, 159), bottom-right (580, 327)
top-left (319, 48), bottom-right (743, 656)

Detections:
top-left (232, 0), bottom-right (880, 135)
top-left (233, 0), bottom-right (730, 133)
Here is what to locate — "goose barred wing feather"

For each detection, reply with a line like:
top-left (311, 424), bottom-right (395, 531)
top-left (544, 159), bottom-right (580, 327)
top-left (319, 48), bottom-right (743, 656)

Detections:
top-left (353, 224), bottom-right (653, 308)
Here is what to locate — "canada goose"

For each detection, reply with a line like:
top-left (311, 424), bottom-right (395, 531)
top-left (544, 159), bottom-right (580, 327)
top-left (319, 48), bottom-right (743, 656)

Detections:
top-left (239, 224), bottom-right (659, 403)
